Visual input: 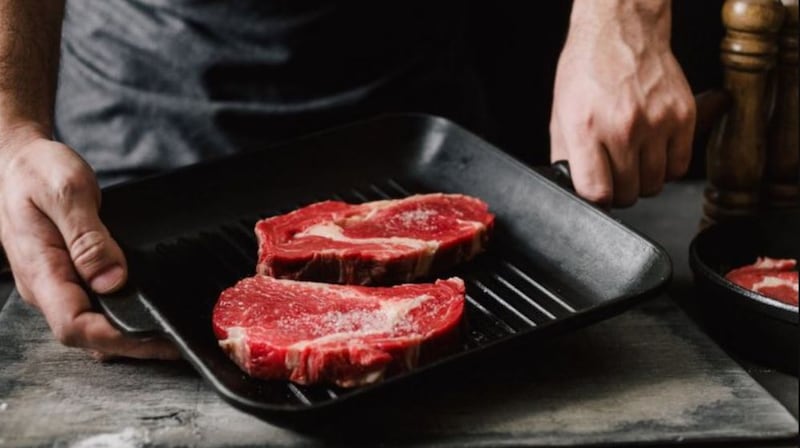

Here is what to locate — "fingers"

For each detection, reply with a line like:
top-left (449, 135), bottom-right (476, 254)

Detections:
top-left (551, 111), bottom-right (614, 206)
top-left (666, 99), bottom-right (696, 181)
top-left (555, 124), bottom-right (671, 207)
top-left (70, 313), bottom-right (181, 360)
top-left (639, 139), bottom-right (668, 197)
top-left (605, 140), bottom-right (640, 208)
top-left (567, 100), bottom-right (688, 207)
top-left (28, 151), bottom-right (127, 294)
top-left (0, 139), bottom-right (175, 360)
top-left (6, 200), bottom-right (180, 360)
top-left (54, 210), bottom-right (127, 294)
top-left (549, 118), bottom-right (569, 164)
top-left (566, 141), bottom-right (615, 207)
top-left (87, 336), bottom-right (181, 362)
top-left (49, 293), bottom-right (180, 360)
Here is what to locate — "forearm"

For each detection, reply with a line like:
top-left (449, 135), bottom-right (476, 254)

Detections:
top-left (567, 0), bottom-right (671, 52)
top-left (0, 0), bottom-right (65, 138)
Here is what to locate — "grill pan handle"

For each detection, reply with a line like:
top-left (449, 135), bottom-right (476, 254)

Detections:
top-left (548, 160), bottom-right (574, 191)
top-left (95, 285), bottom-right (163, 337)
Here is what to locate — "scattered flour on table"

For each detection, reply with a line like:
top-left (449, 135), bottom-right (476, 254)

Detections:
top-left (70, 427), bottom-right (149, 448)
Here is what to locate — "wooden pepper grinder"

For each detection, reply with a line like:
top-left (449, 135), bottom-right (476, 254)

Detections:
top-left (765, 0), bottom-right (799, 207)
top-left (703, 0), bottom-right (785, 226)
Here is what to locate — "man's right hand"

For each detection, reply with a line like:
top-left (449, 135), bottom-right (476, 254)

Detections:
top-left (0, 126), bottom-right (179, 360)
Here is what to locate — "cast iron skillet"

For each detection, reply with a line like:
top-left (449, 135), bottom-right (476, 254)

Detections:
top-left (689, 210), bottom-right (799, 374)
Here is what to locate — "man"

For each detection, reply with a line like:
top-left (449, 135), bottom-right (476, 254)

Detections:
top-left (0, 0), bottom-right (694, 360)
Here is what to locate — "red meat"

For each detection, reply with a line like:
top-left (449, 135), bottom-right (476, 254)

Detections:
top-left (212, 276), bottom-right (465, 387)
top-left (725, 257), bottom-right (799, 306)
top-left (255, 193), bottom-right (494, 285)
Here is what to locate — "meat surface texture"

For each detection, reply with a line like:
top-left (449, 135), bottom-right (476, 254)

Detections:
top-left (725, 257), bottom-right (798, 306)
top-left (256, 193), bottom-right (494, 285)
top-left (212, 276), bottom-right (465, 387)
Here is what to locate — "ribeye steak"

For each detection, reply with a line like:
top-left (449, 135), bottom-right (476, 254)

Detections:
top-left (725, 257), bottom-right (798, 306)
top-left (212, 276), bottom-right (465, 387)
top-left (256, 193), bottom-right (494, 284)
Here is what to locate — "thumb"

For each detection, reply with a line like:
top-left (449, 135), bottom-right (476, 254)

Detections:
top-left (68, 223), bottom-right (128, 294)
top-left (36, 176), bottom-right (128, 294)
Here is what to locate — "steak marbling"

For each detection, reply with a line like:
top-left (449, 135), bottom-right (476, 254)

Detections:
top-left (725, 257), bottom-right (799, 306)
top-left (212, 276), bottom-right (465, 387)
top-left (255, 193), bottom-right (494, 285)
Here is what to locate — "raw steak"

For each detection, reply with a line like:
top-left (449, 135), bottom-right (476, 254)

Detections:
top-left (256, 193), bottom-right (494, 285)
top-left (212, 276), bottom-right (465, 387)
top-left (725, 257), bottom-right (798, 306)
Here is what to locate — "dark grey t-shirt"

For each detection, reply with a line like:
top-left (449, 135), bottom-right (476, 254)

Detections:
top-left (56, 0), bottom-right (481, 184)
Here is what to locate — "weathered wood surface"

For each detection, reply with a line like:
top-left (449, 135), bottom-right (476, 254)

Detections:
top-left (1, 182), bottom-right (799, 447)
top-left (614, 182), bottom-right (799, 421)
top-left (1, 286), bottom-right (797, 447)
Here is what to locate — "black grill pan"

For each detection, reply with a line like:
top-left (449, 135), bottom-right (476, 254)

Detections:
top-left (96, 114), bottom-right (671, 428)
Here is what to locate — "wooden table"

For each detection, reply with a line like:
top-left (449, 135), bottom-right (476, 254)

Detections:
top-left (0, 181), bottom-right (797, 447)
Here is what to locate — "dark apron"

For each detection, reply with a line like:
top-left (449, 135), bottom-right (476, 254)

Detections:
top-left (55, 0), bottom-right (487, 186)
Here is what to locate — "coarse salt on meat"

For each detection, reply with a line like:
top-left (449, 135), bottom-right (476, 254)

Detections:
top-left (255, 193), bottom-right (494, 285)
top-left (212, 276), bottom-right (465, 387)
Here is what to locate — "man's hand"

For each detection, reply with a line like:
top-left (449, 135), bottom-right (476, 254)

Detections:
top-left (0, 127), bottom-right (179, 360)
top-left (550, 0), bottom-right (695, 207)
top-left (1, 0), bottom-right (177, 360)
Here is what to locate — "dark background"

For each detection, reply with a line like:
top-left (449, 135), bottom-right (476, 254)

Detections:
top-left (467, 0), bottom-right (725, 178)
